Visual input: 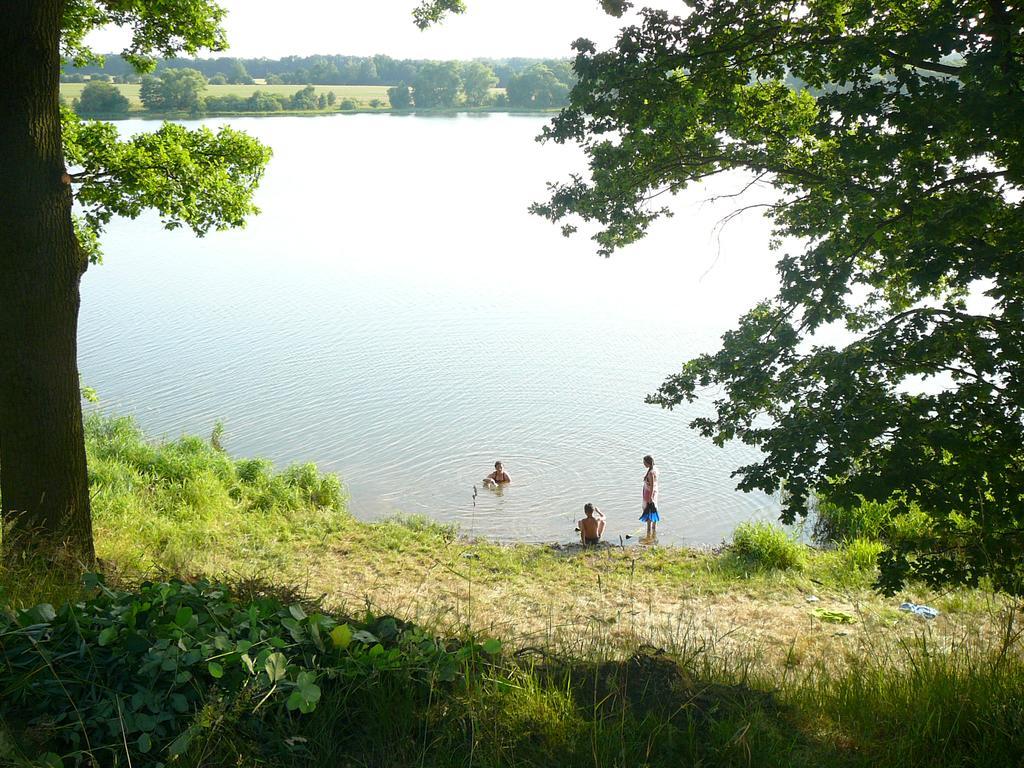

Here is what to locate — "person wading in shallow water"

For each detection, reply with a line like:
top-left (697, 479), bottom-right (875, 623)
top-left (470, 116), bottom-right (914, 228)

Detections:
top-left (578, 503), bottom-right (606, 546)
top-left (640, 454), bottom-right (660, 540)
top-left (483, 460), bottom-right (511, 487)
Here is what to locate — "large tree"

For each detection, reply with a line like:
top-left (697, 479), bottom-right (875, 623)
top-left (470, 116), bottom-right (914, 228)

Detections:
top-left (74, 81), bottom-right (131, 118)
top-left (506, 63), bottom-right (571, 108)
top-left (139, 67), bottom-right (208, 113)
top-left (534, 0), bottom-right (1024, 594)
top-left (461, 61), bottom-right (499, 106)
top-left (0, 1), bottom-right (269, 564)
top-left (411, 61), bottom-right (463, 108)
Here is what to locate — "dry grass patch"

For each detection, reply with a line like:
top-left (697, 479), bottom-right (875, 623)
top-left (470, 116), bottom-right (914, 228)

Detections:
top-left (272, 522), bottom-right (1012, 678)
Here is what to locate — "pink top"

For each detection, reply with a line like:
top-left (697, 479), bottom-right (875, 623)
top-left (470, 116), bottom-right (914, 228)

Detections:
top-left (643, 467), bottom-right (659, 507)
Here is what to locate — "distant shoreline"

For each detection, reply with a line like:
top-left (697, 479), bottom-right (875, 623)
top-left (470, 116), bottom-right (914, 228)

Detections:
top-left (60, 81), bottom-right (563, 121)
top-left (68, 106), bottom-right (561, 121)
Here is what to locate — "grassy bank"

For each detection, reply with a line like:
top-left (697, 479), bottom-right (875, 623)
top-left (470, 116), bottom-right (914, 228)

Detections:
top-left (1, 414), bottom-right (1021, 767)
top-left (59, 83), bottom-right (534, 118)
top-left (60, 83), bottom-right (394, 111)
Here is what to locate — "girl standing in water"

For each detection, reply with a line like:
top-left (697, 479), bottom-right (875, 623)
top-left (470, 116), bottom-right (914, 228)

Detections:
top-left (641, 454), bottom-right (660, 540)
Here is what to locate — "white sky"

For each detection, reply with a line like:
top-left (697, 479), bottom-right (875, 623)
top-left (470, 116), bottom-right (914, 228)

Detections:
top-left (85, 0), bottom-right (660, 61)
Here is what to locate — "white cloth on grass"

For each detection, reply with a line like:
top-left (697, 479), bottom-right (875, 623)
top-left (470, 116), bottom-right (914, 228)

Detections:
top-left (899, 602), bottom-right (939, 619)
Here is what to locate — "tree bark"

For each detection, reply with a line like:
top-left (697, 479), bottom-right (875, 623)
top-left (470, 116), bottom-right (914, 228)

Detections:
top-left (0, 0), bottom-right (95, 564)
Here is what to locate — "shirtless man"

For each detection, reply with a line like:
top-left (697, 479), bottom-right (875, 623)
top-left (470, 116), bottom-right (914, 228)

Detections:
top-left (578, 503), bottom-right (605, 546)
top-left (483, 460), bottom-right (511, 486)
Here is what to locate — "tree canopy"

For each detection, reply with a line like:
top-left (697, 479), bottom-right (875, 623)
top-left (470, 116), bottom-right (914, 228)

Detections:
top-left (64, 110), bottom-right (269, 261)
top-left (74, 80), bottom-right (130, 117)
top-left (460, 61), bottom-right (499, 106)
top-left (534, 0), bottom-right (1024, 595)
top-left (411, 61), bottom-right (463, 107)
top-left (61, 0), bottom-right (228, 70)
top-left (506, 63), bottom-right (572, 108)
top-left (139, 67), bottom-right (207, 113)
top-left (388, 82), bottom-right (413, 109)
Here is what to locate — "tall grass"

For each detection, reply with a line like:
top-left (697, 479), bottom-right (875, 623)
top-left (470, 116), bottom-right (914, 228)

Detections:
top-left (813, 495), bottom-right (933, 550)
top-left (813, 497), bottom-right (895, 543)
top-left (731, 521), bottom-right (806, 571)
top-left (84, 413), bottom-right (347, 576)
top-left (786, 626), bottom-right (1024, 767)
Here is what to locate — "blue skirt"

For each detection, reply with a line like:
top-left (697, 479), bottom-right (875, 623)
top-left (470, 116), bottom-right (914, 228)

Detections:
top-left (640, 502), bottom-right (660, 523)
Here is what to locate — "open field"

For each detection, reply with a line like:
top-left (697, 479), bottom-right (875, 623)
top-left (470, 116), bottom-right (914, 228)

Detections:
top-left (60, 82), bottom-right (394, 110)
top-left (2, 414), bottom-right (1021, 767)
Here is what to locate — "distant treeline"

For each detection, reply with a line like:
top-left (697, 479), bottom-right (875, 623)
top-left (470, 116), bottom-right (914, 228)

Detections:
top-left (66, 55), bottom-right (577, 115)
top-left (61, 54), bottom-right (572, 90)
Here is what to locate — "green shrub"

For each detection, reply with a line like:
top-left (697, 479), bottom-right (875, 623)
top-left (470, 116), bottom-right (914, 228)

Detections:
top-left (886, 505), bottom-right (934, 544)
top-left (813, 493), bottom-right (935, 558)
top-left (731, 521), bottom-right (805, 570)
top-left (282, 462), bottom-right (345, 510)
top-left (74, 81), bottom-right (131, 117)
top-left (840, 537), bottom-right (884, 572)
top-left (813, 496), bottom-right (894, 543)
top-left (0, 576), bottom-right (499, 767)
top-left (338, 98), bottom-right (358, 110)
top-left (235, 457), bottom-right (272, 485)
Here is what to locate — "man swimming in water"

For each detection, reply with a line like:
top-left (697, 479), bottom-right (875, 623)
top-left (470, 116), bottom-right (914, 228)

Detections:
top-left (484, 461), bottom-right (511, 486)
top-left (578, 503), bottom-right (605, 546)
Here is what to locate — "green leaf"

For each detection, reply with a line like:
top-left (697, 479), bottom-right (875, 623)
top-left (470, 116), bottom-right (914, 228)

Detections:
top-left (174, 606), bottom-right (193, 627)
top-left (37, 754), bottom-right (63, 768)
top-left (281, 617), bottom-right (305, 643)
top-left (482, 638), bottom-right (502, 655)
top-left (330, 623), bottom-right (352, 649)
top-left (137, 733), bottom-right (152, 754)
top-left (286, 671), bottom-right (321, 714)
top-left (374, 617), bottom-right (398, 640)
top-left (168, 729), bottom-right (192, 758)
top-left (82, 572), bottom-right (104, 590)
top-left (288, 604), bottom-right (307, 621)
top-left (308, 616), bottom-right (325, 652)
top-left (21, 604), bottom-right (57, 625)
top-left (97, 626), bottom-right (119, 646)
top-left (265, 652), bottom-right (287, 683)
top-left (352, 629), bottom-right (378, 645)
top-left (207, 661), bottom-right (224, 678)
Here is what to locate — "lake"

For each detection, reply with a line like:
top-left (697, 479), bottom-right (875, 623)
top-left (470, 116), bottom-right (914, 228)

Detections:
top-left (78, 113), bottom-right (786, 546)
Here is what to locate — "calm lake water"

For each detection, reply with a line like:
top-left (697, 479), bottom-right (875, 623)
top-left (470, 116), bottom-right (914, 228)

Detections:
top-left (78, 113), bottom-right (786, 546)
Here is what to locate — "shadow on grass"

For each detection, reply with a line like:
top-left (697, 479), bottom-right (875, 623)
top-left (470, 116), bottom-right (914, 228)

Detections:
top-left (276, 648), bottom-right (851, 768)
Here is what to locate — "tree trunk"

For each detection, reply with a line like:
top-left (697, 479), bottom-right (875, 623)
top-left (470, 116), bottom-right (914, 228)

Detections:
top-left (0, 0), bottom-right (95, 565)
